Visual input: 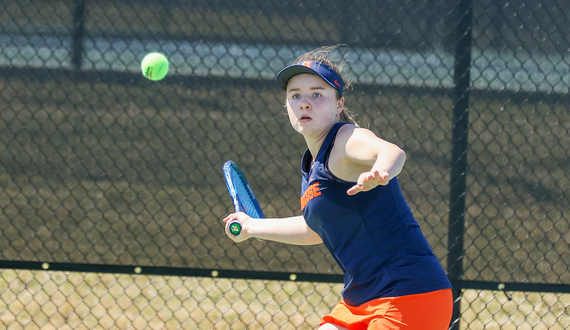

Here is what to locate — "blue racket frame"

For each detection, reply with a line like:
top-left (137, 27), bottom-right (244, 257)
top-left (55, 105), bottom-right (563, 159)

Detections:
top-left (223, 161), bottom-right (264, 235)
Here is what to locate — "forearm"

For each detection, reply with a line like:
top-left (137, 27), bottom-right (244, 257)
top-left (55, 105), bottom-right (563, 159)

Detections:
top-left (245, 215), bottom-right (322, 245)
top-left (374, 145), bottom-right (406, 180)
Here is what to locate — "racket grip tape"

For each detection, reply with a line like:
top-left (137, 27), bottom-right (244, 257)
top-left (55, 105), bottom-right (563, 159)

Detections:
top-left (228, 220), bottom-right (242, 236)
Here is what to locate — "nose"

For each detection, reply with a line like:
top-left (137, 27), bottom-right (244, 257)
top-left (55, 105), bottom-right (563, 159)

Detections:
top-left (299, 98), bottom-right (311, 110)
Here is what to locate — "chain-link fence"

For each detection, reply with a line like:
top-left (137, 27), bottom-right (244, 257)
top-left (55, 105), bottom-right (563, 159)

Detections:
top-left (0, 0), bottom-right (568, 329)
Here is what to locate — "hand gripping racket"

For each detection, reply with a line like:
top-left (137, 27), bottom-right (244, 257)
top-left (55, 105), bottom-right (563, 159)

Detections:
top-left (223, 160), bottom-right (264, 236)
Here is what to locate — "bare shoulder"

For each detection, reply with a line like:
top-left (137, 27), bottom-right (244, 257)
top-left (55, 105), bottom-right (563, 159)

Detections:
top-left (328, 125), bottom-right (383, 180)
top-left (329, 124), bottom-right (407, 182)
top-left (336, 125), bottom-right (391, 152)
top-left (336, 124), bottom-right (404, 165)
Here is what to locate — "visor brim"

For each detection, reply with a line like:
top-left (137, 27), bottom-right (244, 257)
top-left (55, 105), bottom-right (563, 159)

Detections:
top-left (276, 65), bottom-right (320, 91)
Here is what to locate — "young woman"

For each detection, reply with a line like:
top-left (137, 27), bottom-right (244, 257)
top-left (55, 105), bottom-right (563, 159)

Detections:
top-left (223, 46), bottom-right (453, 330)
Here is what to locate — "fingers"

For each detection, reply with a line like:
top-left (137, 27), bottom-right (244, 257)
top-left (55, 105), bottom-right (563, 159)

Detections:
top-left (377, 171), bottom-right (389, 183)
top-left (223, 212), bottom-right (250, 242)
top-left (346, 185), bottom-right (360, 195)
top-left (223, 213), bottom-right (237, 223)
top-left (370, 170), bottom-right (389, 185)
top-left (346, 170), bottom-right (390, 195)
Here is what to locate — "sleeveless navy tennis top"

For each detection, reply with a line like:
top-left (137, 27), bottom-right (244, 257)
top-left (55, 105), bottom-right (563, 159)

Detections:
top-left (300, 123), bottom-right (451, 306)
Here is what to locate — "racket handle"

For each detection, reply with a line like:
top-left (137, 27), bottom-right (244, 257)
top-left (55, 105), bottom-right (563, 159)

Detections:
top-left (228, 219), bottom-right (242, 236)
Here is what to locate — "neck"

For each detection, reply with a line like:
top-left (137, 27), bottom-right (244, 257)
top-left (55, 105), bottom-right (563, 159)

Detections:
top-left (303, 125), bottom-right (335, 160)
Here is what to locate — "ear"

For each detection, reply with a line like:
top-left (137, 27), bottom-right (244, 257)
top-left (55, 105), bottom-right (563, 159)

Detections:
top-left (336, 97), bottom-right (345, 115)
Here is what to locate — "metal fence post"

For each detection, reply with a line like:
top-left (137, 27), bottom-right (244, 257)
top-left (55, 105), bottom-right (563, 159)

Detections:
top-left (72, 0), bottom-right (86, 70)
top-left (448, 0), bottom-right (473, 329)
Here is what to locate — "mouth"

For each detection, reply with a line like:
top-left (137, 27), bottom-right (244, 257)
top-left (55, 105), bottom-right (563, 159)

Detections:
top-left (299, 115), bottom-right (312, 122)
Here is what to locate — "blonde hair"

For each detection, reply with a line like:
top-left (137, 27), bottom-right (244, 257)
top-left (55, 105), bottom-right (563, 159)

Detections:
top-left (290, 45), bottom-right (359, 126)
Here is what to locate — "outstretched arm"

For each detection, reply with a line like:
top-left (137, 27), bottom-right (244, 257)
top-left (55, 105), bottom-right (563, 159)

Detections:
top-left (223, 213), bottom-right (322, 245)
top-left (333, 126), bottom-right (406, 195)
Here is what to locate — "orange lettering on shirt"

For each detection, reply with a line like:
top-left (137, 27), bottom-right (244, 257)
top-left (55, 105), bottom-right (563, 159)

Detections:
top-left (301, 182), bottom-right (321, 210)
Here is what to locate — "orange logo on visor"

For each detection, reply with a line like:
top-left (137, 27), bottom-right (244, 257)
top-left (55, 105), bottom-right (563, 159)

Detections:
top-left (302, 61), bottom-right (312, 68)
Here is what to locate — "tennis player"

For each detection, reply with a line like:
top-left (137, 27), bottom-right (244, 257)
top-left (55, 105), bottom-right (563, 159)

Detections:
top-left (223, 46), bottom-right (453, 329)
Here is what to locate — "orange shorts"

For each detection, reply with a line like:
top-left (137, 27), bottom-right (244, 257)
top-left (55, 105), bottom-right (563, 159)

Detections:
top-left (320, 289), bottom-right (453, 330)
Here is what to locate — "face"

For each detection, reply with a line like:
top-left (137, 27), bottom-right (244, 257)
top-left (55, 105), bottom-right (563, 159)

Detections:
top-left (285, 73), bottom-right (344, 138)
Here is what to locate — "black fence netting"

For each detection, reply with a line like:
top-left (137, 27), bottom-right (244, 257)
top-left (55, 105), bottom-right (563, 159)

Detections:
top-left (0, 0), bottom-right (569, 329)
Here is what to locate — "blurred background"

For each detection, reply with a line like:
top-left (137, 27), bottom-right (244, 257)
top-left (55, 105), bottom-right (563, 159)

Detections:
top-left (0, 0), bottom-right (568, 329)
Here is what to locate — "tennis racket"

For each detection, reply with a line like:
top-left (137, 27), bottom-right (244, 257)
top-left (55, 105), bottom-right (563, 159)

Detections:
top-left (223, 160), bottom-right (264, 236)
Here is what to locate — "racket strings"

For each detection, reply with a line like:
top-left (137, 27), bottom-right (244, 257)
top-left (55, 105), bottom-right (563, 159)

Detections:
top-left (233, 173), bottom-right (262, 218)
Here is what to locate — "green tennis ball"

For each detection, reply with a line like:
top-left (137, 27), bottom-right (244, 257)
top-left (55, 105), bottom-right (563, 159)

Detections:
top-left (141, 52), bottom-right (169, 81)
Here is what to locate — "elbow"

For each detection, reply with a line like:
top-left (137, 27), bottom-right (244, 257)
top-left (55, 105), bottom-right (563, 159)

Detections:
top-left (394, 147), bottom-right (407, 174)
top-left (391, 145), bottom-right (406, 163)
top-left (400, 148), bottom-right (407, 162)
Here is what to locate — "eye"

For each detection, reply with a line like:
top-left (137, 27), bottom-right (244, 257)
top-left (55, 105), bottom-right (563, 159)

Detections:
top-left (291, 94), bottom-right (301, 99)
top-left (312, 92), bottom-right (322, 98)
